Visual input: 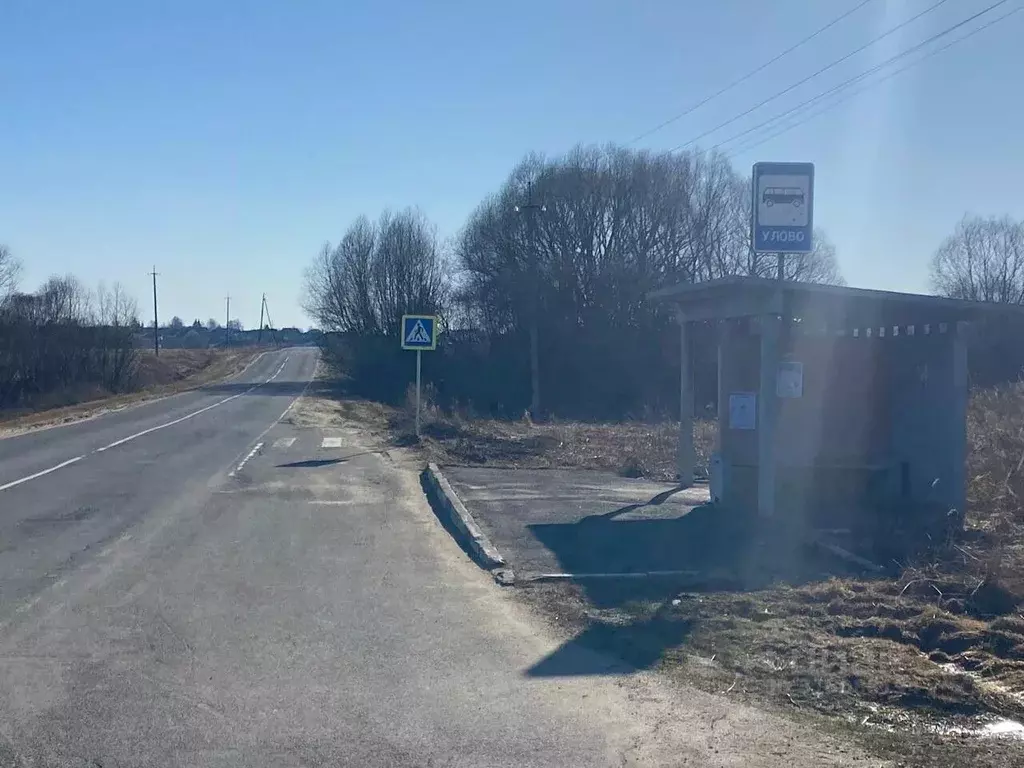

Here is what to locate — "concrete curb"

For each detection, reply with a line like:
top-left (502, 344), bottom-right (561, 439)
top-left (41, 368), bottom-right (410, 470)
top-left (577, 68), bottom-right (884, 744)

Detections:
top-left (421, 463), bottom-right (506, 570)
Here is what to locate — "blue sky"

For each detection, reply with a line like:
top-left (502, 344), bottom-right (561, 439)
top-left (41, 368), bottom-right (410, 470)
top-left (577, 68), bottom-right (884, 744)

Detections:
top-left (2, 0), bottom-right (1022, 329)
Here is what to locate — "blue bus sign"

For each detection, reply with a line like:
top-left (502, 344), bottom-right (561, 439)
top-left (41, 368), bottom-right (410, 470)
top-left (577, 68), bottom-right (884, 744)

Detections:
top-left (752, 162), bottom-right (814, 254)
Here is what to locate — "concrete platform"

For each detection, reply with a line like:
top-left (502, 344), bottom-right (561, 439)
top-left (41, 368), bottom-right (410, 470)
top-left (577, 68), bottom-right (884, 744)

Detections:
top-left (442, 467), bottom-right (712, 578)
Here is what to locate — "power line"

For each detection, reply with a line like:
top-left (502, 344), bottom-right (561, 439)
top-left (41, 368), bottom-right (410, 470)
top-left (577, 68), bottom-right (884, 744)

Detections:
top-left (625, 0), bottom-right (877, 146)
top-left (722, 4), bottom-right (1022, 160)
top-left (703, 0), bottom-right (1017, 157)
top-left (714, 1), bottom-right (1020, 159)
top-left (668, 0), bottom-right (958, 153)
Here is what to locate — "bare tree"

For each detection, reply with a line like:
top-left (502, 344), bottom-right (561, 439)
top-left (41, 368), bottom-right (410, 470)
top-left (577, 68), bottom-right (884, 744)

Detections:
top-left (744, 229), bottom-right (844, 285)
top-left (0, 245), bottom-right (21, 303)
top-left (304, 209), bottom-right (450, 335)
top-left (458, 146), bottom-right (843, 339)
top-left (97, 282), bottom-right (140, 327)
top-left (0, 276), bottom-right (140, 407)
top-left (169, 315), bottom-right (184, 330)
top-left (931, 214), bottom-right (1024, 303)
top-left (206, 318), bottom-right (220, 330)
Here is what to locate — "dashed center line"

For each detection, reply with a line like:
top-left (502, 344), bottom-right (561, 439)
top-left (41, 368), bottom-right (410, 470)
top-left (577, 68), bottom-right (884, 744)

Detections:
top-left (229, 442), bottom-right (263, 477)
top-left (321, 437), bottom-right (344, 449)
top-left (272, 437), bottom-right (296, 450)
top-left (0, 354), bottom-right (298, 494)
top-left (0, 456), bottom-right (84, 493)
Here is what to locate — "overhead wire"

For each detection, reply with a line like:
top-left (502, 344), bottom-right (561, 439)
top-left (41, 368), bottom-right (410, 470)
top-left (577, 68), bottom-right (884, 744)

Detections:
top-left (696, 0), bottom-right (1018, 158)
top-left (667, 0), bottom-right (959, 153)
top-left (624, 0), bottom-right (878, 146)
top-left (720, 3), bottom-right (1023, 160)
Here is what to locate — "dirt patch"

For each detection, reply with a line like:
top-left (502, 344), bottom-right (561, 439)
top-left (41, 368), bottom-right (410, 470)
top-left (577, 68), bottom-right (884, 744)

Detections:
top-left (0, 347), bottom-right (266, 436)
top-left (514, 577), bottom-right (1024, 768)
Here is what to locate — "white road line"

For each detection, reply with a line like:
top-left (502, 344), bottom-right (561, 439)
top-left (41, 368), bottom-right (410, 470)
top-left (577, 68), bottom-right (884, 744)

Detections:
top-left (95, 391), bottom-right (249, 453)
top-left (266, 358), bottom-right (288, 383)
top-left (321, 437), bottom-right (344, 449)
top-left (0, 349), bottom-right (272, 444)
top-left (272, 437), bottom-right (296, 450)
top-left (101, 355), bottom-right (290, 455)
top-left (0, 350), bottom-right (315, 494)
top-left (0, 456), bottom-right (84, 492)
top-left (229, 442), bottom-right (263, 477)
top-left (307, 500), bottom-right (357, 506)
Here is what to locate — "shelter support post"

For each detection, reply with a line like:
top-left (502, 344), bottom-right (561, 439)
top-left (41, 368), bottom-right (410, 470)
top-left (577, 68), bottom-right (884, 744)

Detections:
top-left (757, 313), bottom-right (781, 518)
top-left (950, 321), bottom-right (968, 521)
top-left (678, 317), bottom-right (696, 487)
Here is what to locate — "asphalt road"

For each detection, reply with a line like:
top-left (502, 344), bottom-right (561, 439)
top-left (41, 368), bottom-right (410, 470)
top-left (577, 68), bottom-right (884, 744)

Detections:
top-left (0, 348), bottom-right (873, 767)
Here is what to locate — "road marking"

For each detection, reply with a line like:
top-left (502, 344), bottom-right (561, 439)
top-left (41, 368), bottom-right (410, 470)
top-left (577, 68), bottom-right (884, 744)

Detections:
top-left (0, 350), bottom-right (316, 494)
top-left (0, 456), bottom-right (84, 492)
top-left (272, 437), bottom-right (296, 450)
top-left (95, 392), bottom-right (248, 453)
top-left (97, 355), bottom-right (290, 454)
top-left (321, 437), bottom-right (344, 449)
top-left (0, 350), bottom-right (272, 444)
top-left (266, 359), bottom-right (288, 383)
top-left (229, 442), bottom-right (263, 477)
top-left (306, 499), bottom-right (357, 506)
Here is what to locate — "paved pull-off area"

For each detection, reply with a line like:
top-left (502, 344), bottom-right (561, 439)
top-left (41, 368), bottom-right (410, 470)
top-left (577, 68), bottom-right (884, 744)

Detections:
top-left (0, 348), bottom-right (877, 767)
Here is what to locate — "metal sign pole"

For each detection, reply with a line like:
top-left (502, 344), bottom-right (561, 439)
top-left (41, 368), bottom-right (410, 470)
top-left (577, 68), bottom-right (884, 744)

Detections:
top-left (415, 349), bottom-right (422, 437)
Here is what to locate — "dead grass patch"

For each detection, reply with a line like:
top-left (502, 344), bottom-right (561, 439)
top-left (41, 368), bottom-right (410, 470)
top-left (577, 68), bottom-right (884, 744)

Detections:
top-left (383, 384), bottom-right (718, 481)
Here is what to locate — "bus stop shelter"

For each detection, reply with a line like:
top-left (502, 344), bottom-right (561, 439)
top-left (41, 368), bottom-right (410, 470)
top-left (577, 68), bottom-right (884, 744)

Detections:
top-left (650, 276), bottom-right (1022, 526)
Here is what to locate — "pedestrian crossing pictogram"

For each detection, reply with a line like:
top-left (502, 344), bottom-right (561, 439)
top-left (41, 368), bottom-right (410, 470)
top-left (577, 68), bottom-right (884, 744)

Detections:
top-left (400, 315), bottom-right (438, 350)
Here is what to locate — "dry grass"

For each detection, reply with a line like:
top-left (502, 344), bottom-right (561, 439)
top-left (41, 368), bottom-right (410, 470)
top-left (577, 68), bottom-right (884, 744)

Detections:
top-left (387, 384), bottom-right (718, 481)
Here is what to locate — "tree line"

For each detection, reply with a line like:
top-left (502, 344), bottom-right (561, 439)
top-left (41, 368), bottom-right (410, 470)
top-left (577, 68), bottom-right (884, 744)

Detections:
top-left (304, 145), bottom-right (842, 418)
top-left (306, 144), bottom-right (1024, 418)
top-left (930, 213), bottom-right (1024, 386)
top-left (0, 252), bottom-right (141, 410)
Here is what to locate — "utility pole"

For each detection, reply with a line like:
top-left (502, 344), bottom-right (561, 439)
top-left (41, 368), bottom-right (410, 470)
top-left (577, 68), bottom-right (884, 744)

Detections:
top-left (257, 293), bottom-right (266, 344)
top-left (149, 266), bottom-right (160, 356)
top-left (515, 180), bottom-right (545, 417)
top-left (225, 294), bottom-right (231, 345)
top-left (262, 297), bottom-right (278, 347)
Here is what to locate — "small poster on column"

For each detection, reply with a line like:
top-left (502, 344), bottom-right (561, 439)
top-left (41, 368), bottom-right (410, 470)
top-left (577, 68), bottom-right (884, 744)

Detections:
top-left (728, 392), bottom-right (757, 430)
top-left (777, 361), bottom-right (804, 398)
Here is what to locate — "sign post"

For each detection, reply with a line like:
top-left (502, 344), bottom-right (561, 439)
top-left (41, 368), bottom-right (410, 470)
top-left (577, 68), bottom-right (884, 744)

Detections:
top-left (751, 162), bottom-right (815, 278)
top-left (750, 162), bottom-right (813, 519)
top-left (401, 314), bottom-right (438, 437)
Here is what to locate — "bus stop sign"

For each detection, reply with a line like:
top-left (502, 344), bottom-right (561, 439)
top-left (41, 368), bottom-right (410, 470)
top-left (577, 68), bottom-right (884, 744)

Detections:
top-left (752, 162), bottom-right (814, 254)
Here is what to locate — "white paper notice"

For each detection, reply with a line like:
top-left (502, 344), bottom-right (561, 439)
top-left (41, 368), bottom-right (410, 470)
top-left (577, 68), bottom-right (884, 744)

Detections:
top-left (728, 392), bottom-right (756, 430)
top-left (777, 361), bottom-right (803, 399)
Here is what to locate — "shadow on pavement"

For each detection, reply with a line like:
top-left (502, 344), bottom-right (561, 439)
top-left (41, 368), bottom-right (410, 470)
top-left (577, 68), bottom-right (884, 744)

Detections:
top-left (277, 458), bottom-right (347, 468)
top-left (521, 505), bottom-right (843, 676)
top-left (527, 503), bottom-right (765, 608)
top-left (525, 614), bottom-right (694, 677)
top-left (592, 486), bottom-right (692, 521)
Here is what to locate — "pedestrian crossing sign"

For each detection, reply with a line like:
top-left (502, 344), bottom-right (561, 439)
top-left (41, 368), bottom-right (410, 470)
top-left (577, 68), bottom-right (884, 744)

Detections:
top-left (401, 315), bottom-right (438, 350)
